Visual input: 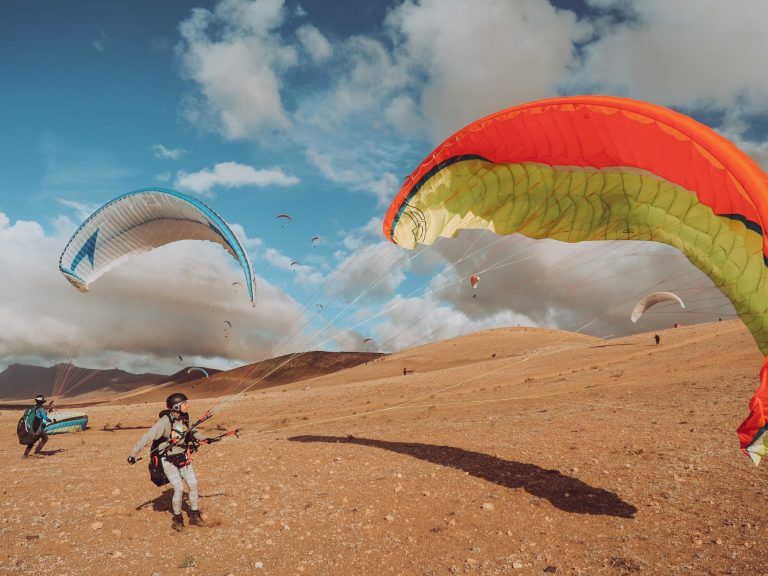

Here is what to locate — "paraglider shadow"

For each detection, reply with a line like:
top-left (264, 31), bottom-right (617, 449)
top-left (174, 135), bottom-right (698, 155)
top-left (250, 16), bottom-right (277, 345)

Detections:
top-left (34, 449), bottom-right (66, 457)
top-left (135, 491), bottom-right (228, 513)
top-left (289, 435), bottom-right (636, 518)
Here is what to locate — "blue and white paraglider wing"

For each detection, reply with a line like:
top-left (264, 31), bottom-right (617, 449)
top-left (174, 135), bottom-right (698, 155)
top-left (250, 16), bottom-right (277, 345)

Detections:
top-left (45, 411), bottom-right (88, 435)
top-left (58, 188), bottom-right (256, 303)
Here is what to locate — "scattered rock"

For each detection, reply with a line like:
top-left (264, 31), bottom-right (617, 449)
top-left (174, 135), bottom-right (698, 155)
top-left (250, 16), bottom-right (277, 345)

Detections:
top-left (91, 522), bottom-right (103, 530)
top-left (512, 560), bottom-right (524, 569)
top-left (482, 503), bottom-right (494, 511)
top-left (385, 514), bottom-right (395, 522)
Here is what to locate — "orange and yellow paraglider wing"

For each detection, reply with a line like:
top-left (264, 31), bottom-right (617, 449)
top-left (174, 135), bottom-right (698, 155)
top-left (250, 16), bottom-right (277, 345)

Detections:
top-left (383, 95), bottom-right (768, 463)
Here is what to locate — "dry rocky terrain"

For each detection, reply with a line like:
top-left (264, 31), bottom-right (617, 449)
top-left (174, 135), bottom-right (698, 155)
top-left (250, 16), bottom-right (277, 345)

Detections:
top-left (1, 321), bottom-right (767, 575)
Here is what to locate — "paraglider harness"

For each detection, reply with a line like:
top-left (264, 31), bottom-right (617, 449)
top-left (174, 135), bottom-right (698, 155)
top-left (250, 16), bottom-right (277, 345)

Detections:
top-left (144, 410), bottom-right (239, 487)
top-left (16, 400), bottom-right (54, 445)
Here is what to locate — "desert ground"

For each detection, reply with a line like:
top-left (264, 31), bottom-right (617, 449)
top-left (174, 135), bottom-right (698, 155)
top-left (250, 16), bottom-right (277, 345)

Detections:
top-left (1, 321), bottom-right (767, 575)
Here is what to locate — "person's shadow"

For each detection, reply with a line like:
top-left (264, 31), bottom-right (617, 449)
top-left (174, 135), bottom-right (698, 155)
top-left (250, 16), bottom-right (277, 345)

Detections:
top-left (34, 449), bottom-right (66, 457)
top-left (289, 435), bottom-right (636, 518)
top-left (135, 490), bottom-right (227, 513)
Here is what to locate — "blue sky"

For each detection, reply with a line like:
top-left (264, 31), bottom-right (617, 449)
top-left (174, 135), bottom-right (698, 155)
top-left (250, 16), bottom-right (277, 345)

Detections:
top-left (2, 0), bottom-right (767, 375)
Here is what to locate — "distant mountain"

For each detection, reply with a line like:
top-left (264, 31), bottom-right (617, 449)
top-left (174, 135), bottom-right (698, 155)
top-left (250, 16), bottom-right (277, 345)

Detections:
top-left (0, 363), bottom-right (166, 401)
top-left (120, 351), bottom-right (386, 404)
top-left (221, 351), bottom-right (386, 386)
top-left (163, 366), bottom-right (223, 383)
top-left (0, 352), bottom-right (386, 405)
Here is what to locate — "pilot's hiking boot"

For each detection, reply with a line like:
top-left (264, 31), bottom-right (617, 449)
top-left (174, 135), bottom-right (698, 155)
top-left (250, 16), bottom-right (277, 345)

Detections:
top-left (171, 513), bottom-right (184, 531)
top-left (189, 510), bottom-right (207, 527)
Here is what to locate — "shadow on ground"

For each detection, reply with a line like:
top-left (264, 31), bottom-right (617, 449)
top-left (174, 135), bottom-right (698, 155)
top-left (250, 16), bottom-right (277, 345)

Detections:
top-left (34, 449), bottom-right (66, 456)
top-left (289, 435), bottom-right (636, 518)
top-left (136, 491), bottom-right (228, 513)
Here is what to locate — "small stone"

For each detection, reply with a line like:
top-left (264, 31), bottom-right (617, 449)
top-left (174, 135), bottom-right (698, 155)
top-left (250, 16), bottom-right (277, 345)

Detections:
top-left (385, 514), bottom-right (395, 522)
top-left (482, 502), bottom-right (494, 511)
top-left (512, 560), bottom-right (524, 569)
top-left (91, 522), bottom-right (103, 530)
top-left (254, 561), bottom-right (264, 569)
top-left (394, 484), bottom-right (402, 493)
top-left (715, 539), bottom-right (723, 545)
top-left (111, 529), bottom-right (121, 537)
top-left (111, 488), bottom-right (120, 496)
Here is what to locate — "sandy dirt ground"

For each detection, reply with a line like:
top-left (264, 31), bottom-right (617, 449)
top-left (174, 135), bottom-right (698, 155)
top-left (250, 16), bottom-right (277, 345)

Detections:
top-left (1, 321), bottom-right (767, 575)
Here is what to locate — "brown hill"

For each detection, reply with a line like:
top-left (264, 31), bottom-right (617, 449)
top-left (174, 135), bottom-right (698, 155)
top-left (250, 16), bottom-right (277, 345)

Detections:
top-left (0, 362), bottom-right (164, 402)
top-left (114, 350), bottom-right (385, 405)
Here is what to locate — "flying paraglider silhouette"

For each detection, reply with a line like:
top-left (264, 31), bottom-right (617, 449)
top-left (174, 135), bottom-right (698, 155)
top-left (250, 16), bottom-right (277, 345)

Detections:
top-left (470, 274), bottom-right (480, 298)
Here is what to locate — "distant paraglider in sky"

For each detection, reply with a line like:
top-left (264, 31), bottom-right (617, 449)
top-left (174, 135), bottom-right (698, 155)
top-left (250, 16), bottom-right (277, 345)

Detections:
top-left (276, 213), bottom-right (292, 229)
top-left (311, 236), bottom-right (320, 247)
top-left (58, 188), bottom-right (256, 303)
top-left (290, 261), bottom-right (300, 270)
top-left (178, 355), bottom-right (183, 362)
top-left (470, 274), bottom-right (480, 298)
top-left (382, 94), bottom-right (768, 464)
top-left (631, 292), bottom-right (686, 323)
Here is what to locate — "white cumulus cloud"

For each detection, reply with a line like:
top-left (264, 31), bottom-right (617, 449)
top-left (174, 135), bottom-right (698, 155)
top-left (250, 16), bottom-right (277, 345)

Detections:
top-left (296, 24), bottom-right (332, 63)
top-left (153, 144), bottom-right (186, 160)
top-left (175, 161), bottom-right (299, 195)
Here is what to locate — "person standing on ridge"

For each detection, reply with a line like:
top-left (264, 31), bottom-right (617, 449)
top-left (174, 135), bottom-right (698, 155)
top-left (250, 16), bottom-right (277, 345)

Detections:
top-left (127, 393), bottom-right (210, 531)
top-left (654, 334), bottom-right (660, 346)
top-left (22, 395), bottom-right (55, 458)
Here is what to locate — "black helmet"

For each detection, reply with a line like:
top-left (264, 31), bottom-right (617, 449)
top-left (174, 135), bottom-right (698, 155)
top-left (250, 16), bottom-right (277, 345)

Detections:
top-left (166, 392), bottom-right (189, 410)
top-left (34, 395), bottom-right (46, 404)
